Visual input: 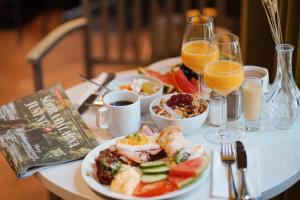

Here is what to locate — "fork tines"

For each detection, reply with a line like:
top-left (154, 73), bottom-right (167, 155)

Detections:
top-left (221, 143), bottom-right (236, 158)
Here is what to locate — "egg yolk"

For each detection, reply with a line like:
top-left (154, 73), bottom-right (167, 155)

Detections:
top-left (119, 133), bottom-right (149, 146)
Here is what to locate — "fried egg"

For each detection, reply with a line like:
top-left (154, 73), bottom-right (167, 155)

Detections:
top-left (116, 132), bottom-right (160, 152)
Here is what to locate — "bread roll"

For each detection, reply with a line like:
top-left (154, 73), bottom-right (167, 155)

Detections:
top-left (157, 125), bottom-right (186, 158)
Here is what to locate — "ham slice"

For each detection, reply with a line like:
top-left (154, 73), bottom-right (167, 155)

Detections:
top-left (118, 147), bottom-right (163, 164)
top-left (147, 148), bottom-right (162, 155)
top-left (140, 125), bottom-right (155, 136)
top-left (119, 150), bottom-right (149, 163)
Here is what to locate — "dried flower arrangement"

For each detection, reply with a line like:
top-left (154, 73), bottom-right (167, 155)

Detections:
top-left (261, 0), bottom-right (283, 45)
top-left (261, 0), bottom-right (299, 127)
top-left (261, 0), bottom-right (289, 102)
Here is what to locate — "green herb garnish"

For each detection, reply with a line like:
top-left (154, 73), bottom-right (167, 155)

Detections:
top-left (110, 162), bottom-right (122, 175)
top-left (99, 158), bottom-right (109, 170)
top-left (172, 149), bottom-right (190, 164)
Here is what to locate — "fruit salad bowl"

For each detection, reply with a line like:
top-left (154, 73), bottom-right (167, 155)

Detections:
top-left (149, 93), bottom-right (209, 134)
top-left (107, 75), bottom-right (163, 113)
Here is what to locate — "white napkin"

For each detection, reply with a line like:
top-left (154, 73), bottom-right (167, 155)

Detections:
top-left (212, 147), bottom-right (261, 198)
top-left (76, 73), bottom-right (108, 107)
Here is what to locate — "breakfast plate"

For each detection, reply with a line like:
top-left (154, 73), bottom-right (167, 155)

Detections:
top-left (81, 137), bottom-right (210, 200)
top-left (147, 57), bottom-right (181, 73)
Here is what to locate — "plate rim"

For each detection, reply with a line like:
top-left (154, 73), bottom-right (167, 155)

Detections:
top-left (81, 137), bottom-right (210, 200)
top-left (147, 57), bottom-right (181, 73)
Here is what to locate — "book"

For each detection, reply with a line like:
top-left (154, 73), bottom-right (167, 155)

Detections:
top-left (0, 84), bottom-right (99, 178)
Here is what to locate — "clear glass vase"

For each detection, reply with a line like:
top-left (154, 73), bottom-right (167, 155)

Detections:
top-left (266, 44), bottom-right (300, 129)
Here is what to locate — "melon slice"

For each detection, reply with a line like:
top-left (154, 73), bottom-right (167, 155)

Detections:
top-left (137, 67), bottom-right (175, 93)
top-left (168, 154), bottom-right (210, 189)
top-left (168, 175), bottom-right (196, 189)
top-left (169, 154), bottom-right (210, 178)
top-left (172, 68), bottom-right (198, 94)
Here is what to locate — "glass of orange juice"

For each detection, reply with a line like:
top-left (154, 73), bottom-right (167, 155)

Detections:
top-left (181, 15), bottom-right (217, 99)
top-left (203, 33), bottom-right (244, 143)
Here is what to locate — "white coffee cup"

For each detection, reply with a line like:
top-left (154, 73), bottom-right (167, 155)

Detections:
top-left (244, 65), bottom-right (269, 94)
top-left (96, 91), bottom-right (141, 137)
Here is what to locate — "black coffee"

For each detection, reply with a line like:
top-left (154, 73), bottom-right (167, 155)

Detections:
top-left (110, 101), bottom-right (133, 106)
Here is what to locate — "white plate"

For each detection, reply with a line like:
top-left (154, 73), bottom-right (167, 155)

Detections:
top-left (81, 138), bottom-right (210, 200)
top-left (147, 57), bottom-right (181, 74)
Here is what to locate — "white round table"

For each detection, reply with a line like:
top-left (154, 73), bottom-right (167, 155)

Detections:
top-left (36, 67), bottom-right (300, 200)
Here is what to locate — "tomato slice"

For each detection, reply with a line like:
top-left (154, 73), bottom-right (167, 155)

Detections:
top-left (134, 180), bottom-right (177, 197)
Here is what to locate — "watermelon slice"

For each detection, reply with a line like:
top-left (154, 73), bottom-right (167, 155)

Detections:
top-left (168, 175), bottom-right (196, 189)
top-left (190, 77), bottom-right (199, 90)
top-left (137, 68), bottom-right (175, 93)
top-left (169, 154), bottom-right (210, 178)
top-left (172, 68), bottom-right (198, 94)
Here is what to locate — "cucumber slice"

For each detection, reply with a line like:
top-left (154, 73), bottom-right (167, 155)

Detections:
top-left (140, 161), bottom-right (166, 169)
top-left (141, 174), bottom-right (167, 183)
top-left (141, 166), bottom-right (169, 174)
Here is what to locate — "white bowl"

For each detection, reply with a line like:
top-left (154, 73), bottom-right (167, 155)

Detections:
top-left (107, 75), bottom-right (163, 113)
top-left (149, 94), bottom-right (209, 134)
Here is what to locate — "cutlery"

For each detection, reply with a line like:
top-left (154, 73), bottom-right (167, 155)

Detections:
top-left (220, 143), bottom-right (239, 200)
top-left (77, 73), bottom-right (111, 91)
top-left (77, 73), bottom-right (115, 114)
top-left (236, 141), bottom-right (250, 200)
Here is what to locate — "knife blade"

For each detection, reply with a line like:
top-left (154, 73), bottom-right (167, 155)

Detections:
top-left (236, 141), bottom-right (247, 168)
top-left (77, 73), bottom-right (115, 114)
top-left (236, 141), bottom-right (250, 200)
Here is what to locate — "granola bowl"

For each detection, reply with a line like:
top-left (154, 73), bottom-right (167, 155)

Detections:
top-left (149, 93), bottom-right (209, 134)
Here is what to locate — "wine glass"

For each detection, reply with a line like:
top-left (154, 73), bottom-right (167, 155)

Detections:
top-left (203, 33), bottom-right (244, 144)
top-left (181, 15), bottom-right (217, 99)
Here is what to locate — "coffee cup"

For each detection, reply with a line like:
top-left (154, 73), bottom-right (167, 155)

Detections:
top-left (96, 91), bottom-right (141, 137)
top-left (244, 65), bottom-right (269, 94)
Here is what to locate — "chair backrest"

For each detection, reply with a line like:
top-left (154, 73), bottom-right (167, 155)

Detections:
top-left (81, 0), bottom-right (214, 77)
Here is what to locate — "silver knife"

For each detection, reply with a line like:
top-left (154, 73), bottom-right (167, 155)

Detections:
top-left (236, 141), bottom-right (250, 200)
top-left (77, 73), bottom-right (115, 114)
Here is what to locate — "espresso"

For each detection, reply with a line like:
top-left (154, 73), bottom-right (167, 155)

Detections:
top-left (110, 101), bottom-right (133, 106)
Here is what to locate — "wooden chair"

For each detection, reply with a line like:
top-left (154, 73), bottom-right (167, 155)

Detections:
top-left (27, 0), bottom-right (216, 91)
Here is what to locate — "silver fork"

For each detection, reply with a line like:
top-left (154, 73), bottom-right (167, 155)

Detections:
top-left (221, 143), bottom-right (239, 200)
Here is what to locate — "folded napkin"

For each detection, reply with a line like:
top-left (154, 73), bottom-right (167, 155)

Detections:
top-left (76, 73), bottom-right (108, 107)
top-left (212, 147), bottom-right (261, 199)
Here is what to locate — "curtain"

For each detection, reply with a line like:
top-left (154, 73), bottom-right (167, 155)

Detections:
top-left (279, 0), bottom-right (300, 86)
top-left (240, 0), bottom-right (300, 85)
top-left (240, 1), bottom-right (300, 199)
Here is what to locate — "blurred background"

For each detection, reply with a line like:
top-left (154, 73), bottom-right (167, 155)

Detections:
top-left (0, 0), bottom-right (299, 199)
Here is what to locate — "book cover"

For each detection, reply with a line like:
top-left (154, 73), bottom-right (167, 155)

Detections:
top-left (0, 84), bottom-right (99, 178)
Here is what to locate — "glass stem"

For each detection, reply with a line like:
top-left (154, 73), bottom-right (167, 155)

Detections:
top-left (198, 74), bottom-right (202, 100)
top-left (218, 95), bottom-right (228, 140)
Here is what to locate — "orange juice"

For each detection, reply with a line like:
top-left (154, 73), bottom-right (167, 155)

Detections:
top-left (204, 60), bottom-right (244, 95)
top-left (181, 40), bottom-right (219, 74)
